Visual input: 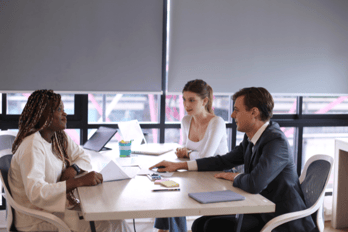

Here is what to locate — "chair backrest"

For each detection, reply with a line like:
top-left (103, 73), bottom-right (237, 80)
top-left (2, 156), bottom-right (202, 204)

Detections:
top-left (0, 134), bottom-right (16, 151)
top-left (300, 155), bottom-right (333, 208)
top-left (300, 154), bottom-right (333, 228)
top-left (0, 154), bottom-right (17, 231)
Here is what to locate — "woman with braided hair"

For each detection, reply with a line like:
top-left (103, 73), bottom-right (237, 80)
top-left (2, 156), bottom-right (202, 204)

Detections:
top-left (9, 90), bottom-right (131, 232)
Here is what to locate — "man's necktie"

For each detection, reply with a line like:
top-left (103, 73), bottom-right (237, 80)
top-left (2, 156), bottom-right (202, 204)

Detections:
top-left (245, 142), bottom-right (254, 174)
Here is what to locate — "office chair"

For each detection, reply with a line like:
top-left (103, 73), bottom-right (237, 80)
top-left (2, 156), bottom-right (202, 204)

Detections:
top-left (261, 154), bottom-right (333, 232)
top-left (0, 154), bottom-right (71, 232)
top-left (0, 130), bottom-right (17, 151)
top-left (0, 130), bottom-right (16, 212)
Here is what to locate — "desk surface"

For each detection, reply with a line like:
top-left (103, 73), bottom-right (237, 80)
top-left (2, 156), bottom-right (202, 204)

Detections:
top-left (78, 148), bottom-right (275, 221)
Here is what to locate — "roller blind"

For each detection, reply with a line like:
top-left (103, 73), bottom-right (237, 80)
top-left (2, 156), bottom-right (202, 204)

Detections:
top-left (168, 0), bottom-right (348, 95)
top-left (0, 0), bottom-right (163, 93)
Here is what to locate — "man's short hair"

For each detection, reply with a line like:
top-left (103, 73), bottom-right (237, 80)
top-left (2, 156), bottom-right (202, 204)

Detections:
top-left (233, 87), bottom-right (274, 121)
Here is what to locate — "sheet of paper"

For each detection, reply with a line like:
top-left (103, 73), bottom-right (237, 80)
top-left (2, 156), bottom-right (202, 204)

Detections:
top-left (116, 157), bottom-right (139, 167)
top-left (100, 160), bottom-right (132, 182)
top-left (137, 168), bottom-right (174, 177)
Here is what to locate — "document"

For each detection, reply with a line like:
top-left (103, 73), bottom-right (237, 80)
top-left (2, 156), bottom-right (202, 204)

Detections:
top-left (100, 160), bottom-right (132, 182)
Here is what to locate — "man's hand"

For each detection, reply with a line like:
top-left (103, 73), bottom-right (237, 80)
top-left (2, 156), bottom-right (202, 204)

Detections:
top-left (175, 147), bottom-right (189, 159)
top-left (214, 172), bottom-right (239, 182)
top-left (149, 160), bottom-right (188, 172)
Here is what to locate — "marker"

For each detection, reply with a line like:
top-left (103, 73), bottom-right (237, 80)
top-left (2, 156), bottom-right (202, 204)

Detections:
top-left (152, 188), bottom-right (180, 192)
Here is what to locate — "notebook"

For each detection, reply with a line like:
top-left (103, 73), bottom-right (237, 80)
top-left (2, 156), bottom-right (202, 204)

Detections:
top-left (131, 143), bottom-right (175, 156)
top-left (188, 190), bottom-right (245, 204)
top-left (83, 126), bottom-right (118, 152)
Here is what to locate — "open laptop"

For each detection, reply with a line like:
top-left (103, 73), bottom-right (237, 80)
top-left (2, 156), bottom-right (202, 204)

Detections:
top-left (83, 126), bottom-right (118, 152)
top-left (118, 120), bottom-right (174, 156)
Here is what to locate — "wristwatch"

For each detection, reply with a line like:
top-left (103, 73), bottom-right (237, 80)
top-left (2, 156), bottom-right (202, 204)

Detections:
top-left (187, 150), bottom-right (192, 158)
top-left (71, 163), bottom-right (81, 175)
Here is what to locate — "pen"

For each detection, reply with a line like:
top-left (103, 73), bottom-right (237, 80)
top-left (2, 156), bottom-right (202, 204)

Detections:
top-left (152, 188), bottom-right (180, 192)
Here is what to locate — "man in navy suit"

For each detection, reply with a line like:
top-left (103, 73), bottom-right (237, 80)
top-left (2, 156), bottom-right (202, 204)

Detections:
top-left (151, 87), bottom-right (317, 232)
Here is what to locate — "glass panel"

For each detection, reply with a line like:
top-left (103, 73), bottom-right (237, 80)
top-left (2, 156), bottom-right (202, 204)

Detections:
top-left (303, 96), bottom-right (348, 114)
top-left (7, 93), bottom-right (30, 114)
top-left (165, 94), bottom-right (231, 123)
top-left (65, 129), bottom-right (80, 145)
top-left (142, 129), bottom-right (160, 143)
top-left (7, 93), bottom-right (74, 115)
top-left (303, 127), bottom-right (348, 189)
top-left (273, 96), bottom-right (297, 114)
top-left (165, 128), bottom-right (182, 144)
top-left (88, 94), bottom-right (159, 123)
top-left (60, 94), bottom-right (75, 114)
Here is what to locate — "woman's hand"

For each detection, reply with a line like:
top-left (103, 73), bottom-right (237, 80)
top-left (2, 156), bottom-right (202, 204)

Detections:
top-left (77, 171), bottom-right (103, 186)
top-left (60, 166), bottom-right (77, 181)
top-left (66, 171), bottom-right (103, 192)
top-left (149, 160), bottom-right (188, 172)
top-left (175, 147), bottom-right (189, 159)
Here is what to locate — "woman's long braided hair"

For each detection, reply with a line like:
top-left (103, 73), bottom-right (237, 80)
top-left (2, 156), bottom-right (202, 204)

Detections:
top-left (12, 90), bottom-right (71, 167)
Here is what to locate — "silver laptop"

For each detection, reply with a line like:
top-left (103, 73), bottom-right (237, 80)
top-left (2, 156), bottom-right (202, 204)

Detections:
top-left (118, 120), bottom-right (174, 156)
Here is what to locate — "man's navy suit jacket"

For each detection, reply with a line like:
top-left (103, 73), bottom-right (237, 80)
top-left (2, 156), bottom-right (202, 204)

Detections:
top-left (196, 121), bottom-right (316, 232)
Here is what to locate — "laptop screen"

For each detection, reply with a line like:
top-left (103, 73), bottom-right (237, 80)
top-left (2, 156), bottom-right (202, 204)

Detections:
top-left (83, 126), bottom-right (118, 152)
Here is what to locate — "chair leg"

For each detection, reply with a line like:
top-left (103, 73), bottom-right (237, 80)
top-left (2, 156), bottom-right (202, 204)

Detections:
top-left (89, 221), bottom-right (97, 232)
top-left (234, 214), bottom-right (244, 232)
top-left (317, 205), bottom-right (324, 232)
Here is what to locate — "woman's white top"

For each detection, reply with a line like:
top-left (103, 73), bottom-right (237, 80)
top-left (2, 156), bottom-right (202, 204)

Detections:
top-left (8, 131), bottom-right (92, 229)
top-left (181, 115), bottom-right (228, 160)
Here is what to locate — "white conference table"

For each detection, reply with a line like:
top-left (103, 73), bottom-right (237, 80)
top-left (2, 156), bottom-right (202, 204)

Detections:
top-left (78, 144), bottom-right (275, 231)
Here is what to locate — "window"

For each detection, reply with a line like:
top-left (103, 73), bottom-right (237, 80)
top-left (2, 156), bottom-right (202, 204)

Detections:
top-left (88, 94), bottom-right (160, 123)
top-left (273, 96), bottom-right (297, 114)
top-left (303, 96), bottom-right (348, 114)
top-left (65, 129), bottom-right (80, 145)
top-left (303, 127), bottom-right (348, 189)
top-left (165, 94), bottom-right (231, 123)
top-left (7, 93), bottom-right (74, 115)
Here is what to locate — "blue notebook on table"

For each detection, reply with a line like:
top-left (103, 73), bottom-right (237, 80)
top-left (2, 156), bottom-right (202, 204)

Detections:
top-left (189, 190), bottom-right (245, 204)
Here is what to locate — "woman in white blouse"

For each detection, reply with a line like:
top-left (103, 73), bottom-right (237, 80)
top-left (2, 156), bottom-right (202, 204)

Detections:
top-left (154, 80), bottom-right (229, 232)
top-left (9, 90), bottom-right (131, 232)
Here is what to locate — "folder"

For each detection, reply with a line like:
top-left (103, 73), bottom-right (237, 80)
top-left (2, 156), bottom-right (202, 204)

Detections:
top-left (188, 190), bottom-right (245, 204)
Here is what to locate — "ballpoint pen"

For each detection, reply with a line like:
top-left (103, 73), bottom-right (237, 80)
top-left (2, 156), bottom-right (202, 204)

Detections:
top-left (152, 188), bottom-right (180, 192)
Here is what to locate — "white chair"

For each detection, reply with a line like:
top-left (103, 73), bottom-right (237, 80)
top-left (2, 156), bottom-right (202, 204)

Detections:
top-left (0, 130), bottom-right (17, 151)
top-left (0, 154), bottom-right (71, 232)
top-left (261, 154), bottom-right (333, 232)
